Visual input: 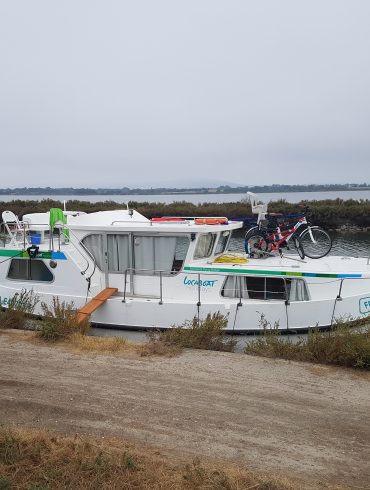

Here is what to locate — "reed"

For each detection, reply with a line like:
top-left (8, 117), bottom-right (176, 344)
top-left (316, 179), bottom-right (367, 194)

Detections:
top-left (1, 197), bottom-right (370, 229)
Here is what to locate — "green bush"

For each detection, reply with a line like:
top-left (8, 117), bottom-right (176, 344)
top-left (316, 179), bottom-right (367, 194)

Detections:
top-left (245, 319), bottom-right (370, 369)
top-left (149, 313), bottom-right (237, 352)
top-left (37, 297), bottom-right (90, 341)
top-left (0, 289), bottom-right (39, 330)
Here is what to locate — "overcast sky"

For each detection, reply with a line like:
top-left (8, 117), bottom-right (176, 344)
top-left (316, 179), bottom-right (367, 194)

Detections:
top-left (0, 1), bottom-right (369, 188)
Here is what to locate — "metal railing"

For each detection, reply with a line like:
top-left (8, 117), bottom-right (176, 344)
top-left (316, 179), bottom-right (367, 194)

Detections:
top-left (122, 268), bottom-right (168, 304)
top-left (119, 269), bottom-right (370, 328)
top-left (121, 269), bottom-right (296, 306)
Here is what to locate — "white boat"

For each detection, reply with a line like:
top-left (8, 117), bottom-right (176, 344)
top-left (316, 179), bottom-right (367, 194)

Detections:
top-left (0, 204), bottom-right (369, 332)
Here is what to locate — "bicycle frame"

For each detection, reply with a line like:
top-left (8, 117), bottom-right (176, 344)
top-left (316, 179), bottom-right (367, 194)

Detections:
top-left (263, 216), bottom-right (310, 251)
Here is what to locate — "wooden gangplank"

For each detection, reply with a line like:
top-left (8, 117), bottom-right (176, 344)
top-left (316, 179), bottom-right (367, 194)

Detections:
top-left (77, 287), bottom-right (118, 323)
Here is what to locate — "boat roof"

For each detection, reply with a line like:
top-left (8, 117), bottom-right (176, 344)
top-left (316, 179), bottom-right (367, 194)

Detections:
top-left (22, 209), bottom-right (243, 233)
top-left (66, 209), bottom-right (243, 233)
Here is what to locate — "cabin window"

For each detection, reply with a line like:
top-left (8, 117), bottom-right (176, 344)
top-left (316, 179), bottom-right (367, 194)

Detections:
top-left (221, 276), bottom-right (308, 301)
top-left (173, 236), bottom-right (190, 272)
top-left (194, 233), bottom-right (217, 259)
top-left (133, 235), bottom-right (189, 275)
top-left (286, 278), bottom-right (309, 301)
top-left (7, 259), bottom-right (53, 282)
top-left (82, 234), bottom-right (105, 270)
top-left (215, 231), bottom-right (230, 255)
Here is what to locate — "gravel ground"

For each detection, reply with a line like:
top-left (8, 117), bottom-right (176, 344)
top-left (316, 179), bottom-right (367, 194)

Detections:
top-left (0, 331), bottom-right (369, 488)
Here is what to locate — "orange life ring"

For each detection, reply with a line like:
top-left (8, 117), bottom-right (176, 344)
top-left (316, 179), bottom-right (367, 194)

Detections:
top-left (194, 218), bottom-right (228, 225)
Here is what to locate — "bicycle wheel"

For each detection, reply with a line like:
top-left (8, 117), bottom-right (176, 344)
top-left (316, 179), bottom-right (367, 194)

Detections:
top-left (291, 234), bottom-right (305, 260)
top-left (247, 232), bottom-right (269, 257)
top-left (299, 226), bottom-right (332, 259)
top-left (244, 226), bottom-right (259, 241)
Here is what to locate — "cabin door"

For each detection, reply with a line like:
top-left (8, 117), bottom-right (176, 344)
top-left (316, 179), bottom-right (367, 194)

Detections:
top-left (104, 233), bottom-right (132, 293)
top-left (131, 235), bottom-right (176, 298)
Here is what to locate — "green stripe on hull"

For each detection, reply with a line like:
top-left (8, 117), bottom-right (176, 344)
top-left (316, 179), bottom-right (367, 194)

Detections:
top-left (184, 266), bottom-right (362, 279)
top-left (0, 249), bottom-right (67, 260)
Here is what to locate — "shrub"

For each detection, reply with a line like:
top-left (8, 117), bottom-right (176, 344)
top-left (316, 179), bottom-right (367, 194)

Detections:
top-left (0, 289), bottom-right (39, 330)
top-left (37, 297), bottom-right (90, 341)
top-left (148, 313), bottom-right (237, 352)
top-left (245, 318), bottom-right (370, 369)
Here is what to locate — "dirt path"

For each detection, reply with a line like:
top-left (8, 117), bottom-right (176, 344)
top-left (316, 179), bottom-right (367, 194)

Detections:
top-left (0, 332), bottom-right (369, 489)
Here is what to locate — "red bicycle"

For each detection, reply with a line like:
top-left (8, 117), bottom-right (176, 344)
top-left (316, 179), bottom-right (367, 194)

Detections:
top-left (245, 193), bottom-right (332, 259)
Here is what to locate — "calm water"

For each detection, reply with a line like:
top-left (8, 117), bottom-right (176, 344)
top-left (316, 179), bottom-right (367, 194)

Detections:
top-left (1, 189), bottom-right (370, 204)
top-left (229, 230), bottom-right (370, 258)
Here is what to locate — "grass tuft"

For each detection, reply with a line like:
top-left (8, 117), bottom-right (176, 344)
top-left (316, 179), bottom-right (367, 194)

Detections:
top-left (66, 333), bottom-right (135, 354)
top-left (245, 319), bottom-right (370, 369)
top-left (0, 432), bottom-right (20, 465)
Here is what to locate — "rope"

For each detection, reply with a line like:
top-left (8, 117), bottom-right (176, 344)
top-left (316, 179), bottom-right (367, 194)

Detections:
top-left (0, 251), bottom-right (24, 264)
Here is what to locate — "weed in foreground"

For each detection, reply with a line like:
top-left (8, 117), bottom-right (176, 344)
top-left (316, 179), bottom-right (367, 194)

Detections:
top-left (0, 478), bottom-right (12, 490)
top-left (245, 317), bottom-right (370, 369)
top-left (147, 313), bottom-right (237, 352)
top-left (0, 427), bottom-right (295, 490)
top-left (66, 333), bottom-right (133, 353)
top-left (139, 336), bottom-right (182, 357)
top-left (37, 297), bottom-right (90, 341)
top-left (0, 289), bottom-right (39, 330)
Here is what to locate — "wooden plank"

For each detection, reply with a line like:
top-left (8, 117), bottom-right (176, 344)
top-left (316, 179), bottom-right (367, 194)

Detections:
top-left (77, 287), bottom-right (118, 323)
top-left (93, 287), bottom-right (119, 302)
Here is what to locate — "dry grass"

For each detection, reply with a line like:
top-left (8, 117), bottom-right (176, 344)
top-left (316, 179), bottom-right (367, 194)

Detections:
top-left (60, 333), bottom-right (181, 357)
top-left (64, 333), bottom-right (136, 354)
top-left (5, 329), bottom-right (181, 358)
top-left (139, 337), bottom-right (182, 357)
top-left (0, 427), bottom-right (299, 490)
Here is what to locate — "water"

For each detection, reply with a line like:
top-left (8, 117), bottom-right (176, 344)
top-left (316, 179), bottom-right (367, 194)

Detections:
top-left (1, 189), bottom-right (370, 204)
top-left (229, 230), bottom-right (370, 258)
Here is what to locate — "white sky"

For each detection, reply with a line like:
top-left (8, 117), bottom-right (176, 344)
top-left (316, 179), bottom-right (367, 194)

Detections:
top-left (0, 0), bottom-right (369, 188)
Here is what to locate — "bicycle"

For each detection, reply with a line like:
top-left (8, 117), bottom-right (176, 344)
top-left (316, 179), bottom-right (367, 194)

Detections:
top-left (245, 192), bottom-right (332, 259)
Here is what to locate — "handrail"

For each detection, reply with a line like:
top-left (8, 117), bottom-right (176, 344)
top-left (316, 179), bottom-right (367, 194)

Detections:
top-left (119, 269), bottom-right (370, 320)
top-left (110, 220), bottom-right (152, 225)
top-left (67, 228), bottom-right (94, 276)
top-left (122, 268), bottom-right (169, 303)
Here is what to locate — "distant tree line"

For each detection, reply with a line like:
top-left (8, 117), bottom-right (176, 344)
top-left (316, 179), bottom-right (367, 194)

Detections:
top-left (0, 183), bottom-right (369, 196)
top-left (1, 198), bottom-right (369, 230)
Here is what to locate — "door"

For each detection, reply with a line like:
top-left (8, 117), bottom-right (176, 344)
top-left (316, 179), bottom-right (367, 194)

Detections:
top-left (105, 233), bottom-right (132, 293)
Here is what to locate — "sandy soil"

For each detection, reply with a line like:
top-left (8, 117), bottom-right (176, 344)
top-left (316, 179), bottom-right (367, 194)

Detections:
top-left (0, 331), bottom-right (369, 489)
